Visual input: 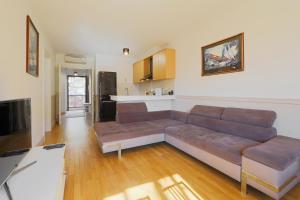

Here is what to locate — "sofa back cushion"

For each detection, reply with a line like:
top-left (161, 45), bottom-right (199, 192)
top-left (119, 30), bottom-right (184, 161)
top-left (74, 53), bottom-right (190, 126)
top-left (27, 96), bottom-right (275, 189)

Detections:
top-left (222, 107), bottom-right (276, 128)
top-left (171, 111), bottom-right (188, 123)
top-left (118, 109), bottom-right (188, 124)
top-left (116, 102), bottom-right (148, 123)
top-left (148, 111), bottom-right (171, 121)
top-left (117, 108), bottom-right (173, 123)
top-left (187, 114), bottom-right (277, 142)
top-left (190, 105), bottom-right (225, 119)
top-left (117, 102), bottom-right (148, 113)
top-left (117, 112), bottom-right (150, 123)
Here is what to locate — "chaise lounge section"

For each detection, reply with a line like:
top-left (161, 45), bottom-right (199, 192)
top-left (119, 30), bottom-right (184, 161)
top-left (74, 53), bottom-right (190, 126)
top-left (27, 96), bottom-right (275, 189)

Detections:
top-left (94, 103), bottom-right (187, 156)
top-left (94, 102), bottom-right (300, 199)
top-left (242, 136), bottom-right (300, 199)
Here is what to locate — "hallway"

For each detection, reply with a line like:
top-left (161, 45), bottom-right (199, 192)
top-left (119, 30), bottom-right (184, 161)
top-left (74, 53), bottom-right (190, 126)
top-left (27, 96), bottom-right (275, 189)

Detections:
top-left (45, 118), bottom-right (298, 200)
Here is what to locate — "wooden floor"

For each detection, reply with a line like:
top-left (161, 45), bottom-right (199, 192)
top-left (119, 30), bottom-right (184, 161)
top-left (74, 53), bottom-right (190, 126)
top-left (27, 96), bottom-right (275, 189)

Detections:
top-left (45, 117), bottom-right (300, 200)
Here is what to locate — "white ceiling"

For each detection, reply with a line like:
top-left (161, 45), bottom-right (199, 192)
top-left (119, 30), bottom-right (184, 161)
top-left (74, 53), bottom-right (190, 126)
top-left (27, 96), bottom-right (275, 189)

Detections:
top-left (29, 0), bottom-right (227, 56)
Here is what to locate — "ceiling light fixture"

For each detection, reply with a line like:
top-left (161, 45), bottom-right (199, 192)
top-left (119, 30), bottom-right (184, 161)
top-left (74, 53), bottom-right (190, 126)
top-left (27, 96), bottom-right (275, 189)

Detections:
top-left (123, 48), bottom-right (129, 56)
top-left (74, 71), bottom-right (78, 76)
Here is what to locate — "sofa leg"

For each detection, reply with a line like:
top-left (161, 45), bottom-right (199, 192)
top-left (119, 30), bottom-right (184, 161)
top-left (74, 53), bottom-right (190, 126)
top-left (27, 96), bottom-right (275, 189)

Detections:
top-left (241, 171), bottom-right (248, 195)
top-left (118, 144), bottom-right (122, 160)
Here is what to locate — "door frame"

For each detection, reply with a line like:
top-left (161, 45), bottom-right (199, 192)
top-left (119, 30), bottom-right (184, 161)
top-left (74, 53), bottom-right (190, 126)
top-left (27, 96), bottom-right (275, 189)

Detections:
top-left (67, 75), bottom-right (87, 110)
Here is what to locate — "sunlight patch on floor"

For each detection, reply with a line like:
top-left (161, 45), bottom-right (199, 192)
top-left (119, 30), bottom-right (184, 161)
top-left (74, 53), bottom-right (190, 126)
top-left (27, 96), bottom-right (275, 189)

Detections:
top-left (103, 182), bottom-right (160, 200)
top-left (103, 193), bottom-right (126, 200)
top-left (103, 174), bottom-right (204, 200)
top-left (126, 182), bottom-right (160, 200)
top-left (159, 174), bottom-right (204, 200)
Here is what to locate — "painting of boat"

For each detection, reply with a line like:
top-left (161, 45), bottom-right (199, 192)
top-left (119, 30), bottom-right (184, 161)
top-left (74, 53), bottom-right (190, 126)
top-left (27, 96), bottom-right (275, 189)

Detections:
top-left (202, 33), bottom-right (244, 76)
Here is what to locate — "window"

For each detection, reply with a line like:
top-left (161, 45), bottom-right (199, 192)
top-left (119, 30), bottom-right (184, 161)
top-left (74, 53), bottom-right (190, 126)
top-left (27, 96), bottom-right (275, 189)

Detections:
top-left (67, 76), bottom-right (87, 110)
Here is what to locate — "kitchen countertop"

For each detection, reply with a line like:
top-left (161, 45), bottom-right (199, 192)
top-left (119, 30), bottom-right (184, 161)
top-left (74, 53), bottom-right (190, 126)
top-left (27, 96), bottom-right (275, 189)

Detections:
top-left (110, 95), bottom-right (175, 102)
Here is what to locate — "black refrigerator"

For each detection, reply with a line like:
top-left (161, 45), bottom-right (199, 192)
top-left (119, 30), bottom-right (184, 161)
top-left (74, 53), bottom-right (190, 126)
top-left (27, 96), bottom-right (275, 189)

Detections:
top-left (98, 71), bottom-right (117, 121)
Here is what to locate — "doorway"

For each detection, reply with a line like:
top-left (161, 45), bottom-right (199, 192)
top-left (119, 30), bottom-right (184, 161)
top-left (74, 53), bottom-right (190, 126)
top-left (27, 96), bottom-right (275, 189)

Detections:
top-left (67, 76), bottom-right (88, 111)
top-left (58, 67), bottom-right (94, 123)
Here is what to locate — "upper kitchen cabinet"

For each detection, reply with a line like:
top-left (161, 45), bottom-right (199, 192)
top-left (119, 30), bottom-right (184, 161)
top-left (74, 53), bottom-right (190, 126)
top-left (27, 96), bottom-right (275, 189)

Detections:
top-left (133, 48), bottom-right (176, 83)
top-left (152, 48), bottom-right (176, 81)
top-left (133, 57), bottom-right (152, 84)
top-left (133, 60), bottom-right (144, 84)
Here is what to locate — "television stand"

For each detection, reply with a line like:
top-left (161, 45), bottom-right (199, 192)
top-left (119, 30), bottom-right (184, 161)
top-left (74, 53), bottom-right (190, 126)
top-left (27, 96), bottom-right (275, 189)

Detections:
top-left (3, 183), bottom-right (12, 200)
top-left (0, 146), bottom-right (66, 200)
top-left (3, 160), bottom-right (37, 200)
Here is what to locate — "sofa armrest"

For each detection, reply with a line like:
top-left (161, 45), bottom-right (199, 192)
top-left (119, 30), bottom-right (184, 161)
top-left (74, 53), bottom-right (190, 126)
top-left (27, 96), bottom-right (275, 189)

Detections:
top-left (241, 136), bottom-right (300, 199)
top-left (243, 136), bottom-right (300, 171)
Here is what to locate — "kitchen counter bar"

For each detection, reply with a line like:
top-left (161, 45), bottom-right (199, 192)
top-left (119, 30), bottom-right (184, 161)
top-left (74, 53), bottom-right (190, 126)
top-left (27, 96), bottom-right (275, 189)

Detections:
top-left (110, 95), bottom-right (175, 111)
top-left (110, 95), bottom-right (175, 102)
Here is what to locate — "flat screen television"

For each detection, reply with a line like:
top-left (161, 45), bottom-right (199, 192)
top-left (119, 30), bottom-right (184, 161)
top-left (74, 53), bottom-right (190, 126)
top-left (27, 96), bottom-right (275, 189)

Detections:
top-left (0, 98), bottom-right (31, 186)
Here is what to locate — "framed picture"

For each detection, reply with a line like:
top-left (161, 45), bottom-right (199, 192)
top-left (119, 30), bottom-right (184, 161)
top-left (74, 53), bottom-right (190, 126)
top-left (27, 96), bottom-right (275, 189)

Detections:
top-left (26, 15), bottom-right (39, 77)
top-left (202, 33), bottom-right (244, 76)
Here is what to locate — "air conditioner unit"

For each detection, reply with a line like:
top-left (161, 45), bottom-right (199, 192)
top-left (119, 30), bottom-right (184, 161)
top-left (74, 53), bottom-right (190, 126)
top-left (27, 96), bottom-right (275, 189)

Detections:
top-left (64, 54), bottom-right (87, 64)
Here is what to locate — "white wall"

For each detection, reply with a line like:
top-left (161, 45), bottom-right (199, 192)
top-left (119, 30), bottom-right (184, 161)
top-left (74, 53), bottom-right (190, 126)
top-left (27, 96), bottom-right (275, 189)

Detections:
top-left (96, 54), bottom-right (139, 96)
top-left (170, 0), bottom-right (300, 98)
top-left (44, 54), bottom-right (53, 132)
top-left (166, 0), bottom-right (300, 138)
top-left (0, 0), bottom-right (55, 145)
top-left (43, 49), bottom-right (56, 132)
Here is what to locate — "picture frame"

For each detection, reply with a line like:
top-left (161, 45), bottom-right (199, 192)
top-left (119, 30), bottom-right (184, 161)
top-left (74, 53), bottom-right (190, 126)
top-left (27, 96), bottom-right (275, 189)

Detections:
top-left (202, 33), bottom-right (244, 76)
top-left (26, 15), bottom-right (39, 77)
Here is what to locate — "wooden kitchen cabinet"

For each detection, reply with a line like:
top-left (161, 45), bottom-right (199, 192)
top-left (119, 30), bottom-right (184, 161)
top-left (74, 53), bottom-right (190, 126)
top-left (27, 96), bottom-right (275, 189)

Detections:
top-left (152, 48), bottom-right (176, 80)
top-left (133, 57), bottom-right (152, 83)
top-left (133, 48), bottom-right (175, 83)
top-left (133, 60), bottom-right (144, 83)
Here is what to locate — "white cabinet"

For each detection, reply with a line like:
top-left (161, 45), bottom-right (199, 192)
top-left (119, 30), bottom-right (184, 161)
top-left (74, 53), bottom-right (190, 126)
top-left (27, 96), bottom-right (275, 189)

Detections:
top-left (0, 146), bottom-right (66, 200)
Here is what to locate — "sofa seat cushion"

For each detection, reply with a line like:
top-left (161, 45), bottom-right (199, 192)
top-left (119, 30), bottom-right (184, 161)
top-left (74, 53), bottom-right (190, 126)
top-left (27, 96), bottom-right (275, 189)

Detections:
top-left (165, 125), bottom-right (259, 165)
top-left (94, 121), bottom-right (123, 135)
top-left (149, 119), bottom-right (185, 129)
top-left (243, 136), bottom-right (300, 171)
top-left (95, 119), bottom-right (184, 143)
top-left (95, 121), bottom-right (164, 143)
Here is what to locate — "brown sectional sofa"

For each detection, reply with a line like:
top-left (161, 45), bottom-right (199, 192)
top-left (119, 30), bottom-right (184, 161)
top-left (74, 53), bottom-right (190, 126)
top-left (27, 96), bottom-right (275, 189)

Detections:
top-left (94, 102), bottom-right (300, 199)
